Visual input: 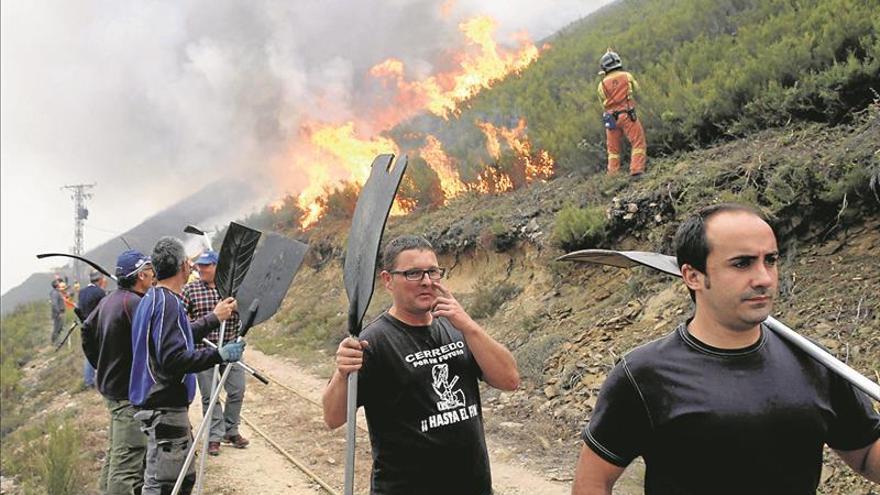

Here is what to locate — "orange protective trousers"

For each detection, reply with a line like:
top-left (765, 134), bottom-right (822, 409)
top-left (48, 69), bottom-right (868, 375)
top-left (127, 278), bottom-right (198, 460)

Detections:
top-left (606, 112), bottom-right (646, 175)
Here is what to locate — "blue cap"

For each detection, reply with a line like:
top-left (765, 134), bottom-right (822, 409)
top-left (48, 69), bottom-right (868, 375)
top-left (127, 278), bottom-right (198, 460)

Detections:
top-left (116, 250), bottom-right (151, 278)
top-left (195, 250), bottom-right (219, 265)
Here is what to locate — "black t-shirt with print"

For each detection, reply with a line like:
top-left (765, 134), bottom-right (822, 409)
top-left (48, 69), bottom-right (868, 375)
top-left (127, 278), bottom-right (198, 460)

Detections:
top-left (584, 323), bottom-right (880, 495)
top-left (357, 312), bottom-right (491, 495)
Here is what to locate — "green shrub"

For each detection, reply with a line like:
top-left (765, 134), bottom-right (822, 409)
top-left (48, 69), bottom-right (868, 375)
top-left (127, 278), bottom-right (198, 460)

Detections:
top-left (43, 420), bottom-right (84, 495)
top-left (552, 205), bottom-right (607, 252)
top-left (1, 302), bottom-right (51, 407)
top-left (468, 278), bottom-right (522, 320)
top-left (2, 415), bottom-right (87, 495)
top-left (514, 332), bottom-right (566, 384)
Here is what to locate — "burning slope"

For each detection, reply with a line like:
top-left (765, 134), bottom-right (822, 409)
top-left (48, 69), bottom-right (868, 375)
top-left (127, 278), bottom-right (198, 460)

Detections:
top-left (279, 12), bottom-right (553, 228)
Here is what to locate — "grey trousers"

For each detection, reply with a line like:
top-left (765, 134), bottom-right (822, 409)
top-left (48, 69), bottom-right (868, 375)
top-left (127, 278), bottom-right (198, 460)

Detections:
top-left (51, 314), bottom-right (64, 344)
top-left (100, 398), bottom-right (147, 495)
top-left (195, 364), bottom-right (245, 442)
top-left (134, 408), bottom-right (195, 495)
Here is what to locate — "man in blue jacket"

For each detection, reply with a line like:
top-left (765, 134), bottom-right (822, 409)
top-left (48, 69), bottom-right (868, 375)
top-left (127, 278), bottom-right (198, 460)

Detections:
top-left (130, 237), bottom-right (245, 495)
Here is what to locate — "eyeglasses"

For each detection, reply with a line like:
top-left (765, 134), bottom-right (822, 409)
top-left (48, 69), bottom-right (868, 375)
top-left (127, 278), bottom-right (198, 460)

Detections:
top-left (389, 267), bottom-right (447, 281)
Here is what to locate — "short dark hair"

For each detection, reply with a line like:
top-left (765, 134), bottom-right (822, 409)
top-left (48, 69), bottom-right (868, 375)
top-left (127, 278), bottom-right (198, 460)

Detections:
top-left (381, 235), bottom-right (434, 271)
top-left (151, 236), bottom-right (187, 281)
top-left (674, 203), bottom-right (771, 300)
top-left (117, 274), bottom-right (136, 289)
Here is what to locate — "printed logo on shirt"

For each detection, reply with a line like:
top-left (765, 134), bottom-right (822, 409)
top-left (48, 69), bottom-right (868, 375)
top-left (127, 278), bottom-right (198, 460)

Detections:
top-left (419, 363), bottom-right (477, 432)
top-left (431, 364), bottom-right (465, 411)
top-left (404, 341), bottom-right (465, 368)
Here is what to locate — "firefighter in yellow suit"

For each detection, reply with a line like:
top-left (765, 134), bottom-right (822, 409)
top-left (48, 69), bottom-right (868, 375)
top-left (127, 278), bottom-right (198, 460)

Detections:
top-left (597, 51), bottom-right (647, 177)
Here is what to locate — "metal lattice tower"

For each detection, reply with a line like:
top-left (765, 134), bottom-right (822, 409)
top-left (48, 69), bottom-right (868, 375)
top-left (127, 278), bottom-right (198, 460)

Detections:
top-left (61, 183), bottom-right (96, 285)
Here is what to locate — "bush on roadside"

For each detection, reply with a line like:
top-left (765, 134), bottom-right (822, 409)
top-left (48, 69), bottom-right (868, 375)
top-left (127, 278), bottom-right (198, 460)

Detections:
top-left (552, 204), bottom-right (607, 252)
top-left (468, 277), bottom-right (522, 320)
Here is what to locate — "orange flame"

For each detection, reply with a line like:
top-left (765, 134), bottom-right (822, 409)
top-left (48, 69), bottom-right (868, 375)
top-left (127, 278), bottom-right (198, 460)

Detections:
top-left (419, 135), bottom-right (467, 204)
top-left (293, 121), bottom-right (400, 228)
top-left (473, 167), bottom-right (514, 195)
top-left (477, 118), bottom-right (554, 183)
top-left (370, 15), bottom-right (541, 119)
top-left (276, 15), bottom-right (548, 230)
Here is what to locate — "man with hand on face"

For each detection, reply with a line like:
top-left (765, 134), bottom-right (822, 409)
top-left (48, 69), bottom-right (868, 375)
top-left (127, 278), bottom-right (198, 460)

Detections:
top-left (322, 234), bottom-right (520, 495)
top-left (182, 250), bottom-right (248, 456)
top-left (130, 237), bottom-right (246, 495)
top-left (572, 203), bottom-right (879, 494)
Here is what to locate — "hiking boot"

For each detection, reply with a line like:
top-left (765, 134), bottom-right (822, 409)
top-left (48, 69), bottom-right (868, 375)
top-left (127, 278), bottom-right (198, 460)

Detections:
top-left (208, 441), bottom-right (221, 456)
top-left (223, 434), bottom-right (250, 449)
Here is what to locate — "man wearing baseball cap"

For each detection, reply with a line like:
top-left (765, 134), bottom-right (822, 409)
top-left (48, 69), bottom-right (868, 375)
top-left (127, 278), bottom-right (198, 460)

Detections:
top-left (183, 249), bottom-right (249, 456)
top-left (82, 249), bottom-right (155, 494)
top-left (130, 237), bottom-right (245, 495)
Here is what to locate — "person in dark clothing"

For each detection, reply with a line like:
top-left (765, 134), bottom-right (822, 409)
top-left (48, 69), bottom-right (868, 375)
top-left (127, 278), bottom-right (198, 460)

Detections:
top-left (572, 204), bottom-right (880, 494)
top-left (322, 235), bottom-right (520, 495)
top-left (78, 270), bottom-right (107, 388)
top-left (82, 250), bottom-right (155, 494)
top-left (129, 237), bottom-right (245, 495)
top-left (50, 279), bottom-right (66, 344)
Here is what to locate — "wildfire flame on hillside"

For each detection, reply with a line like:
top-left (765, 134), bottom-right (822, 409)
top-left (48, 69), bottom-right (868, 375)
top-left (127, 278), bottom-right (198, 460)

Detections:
top-left (416, 118), bottom-right (554, 205)
top-left (279, 13), bottom-right (552, 229)
top-left (477, 118), bottom-right (554, 183)
top-left (370, 16), bottom-right (541, 120)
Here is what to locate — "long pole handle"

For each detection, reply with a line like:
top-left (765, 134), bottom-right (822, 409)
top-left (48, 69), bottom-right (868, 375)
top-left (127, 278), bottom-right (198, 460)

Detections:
top-left (194, 320), bottom-right (225, 495)
top-left (171, 358), bottom-right (234, 495)
top-left (343, 370), bottom-right (358, 495)
top-left (765, 316), bottom-right (880, 402)
top-left (201, 338), bottom-right (268, 384)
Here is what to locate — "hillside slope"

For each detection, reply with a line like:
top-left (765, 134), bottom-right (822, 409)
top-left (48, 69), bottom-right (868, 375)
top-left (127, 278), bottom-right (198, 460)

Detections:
top-left (253, 108), bottom-right (879, 493)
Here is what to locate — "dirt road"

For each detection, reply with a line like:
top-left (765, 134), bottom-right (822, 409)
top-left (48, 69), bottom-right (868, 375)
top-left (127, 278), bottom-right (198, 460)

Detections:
top-left (190, 348), bottom-right (572, 494)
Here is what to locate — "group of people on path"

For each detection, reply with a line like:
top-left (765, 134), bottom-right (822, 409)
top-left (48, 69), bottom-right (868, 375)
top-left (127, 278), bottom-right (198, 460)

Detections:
top-left (58, 209), bottom-right (878, 495)
top-left (51, 50), bottom-right (877, 495)
top-left (78, 238), bottom-right (247, 494)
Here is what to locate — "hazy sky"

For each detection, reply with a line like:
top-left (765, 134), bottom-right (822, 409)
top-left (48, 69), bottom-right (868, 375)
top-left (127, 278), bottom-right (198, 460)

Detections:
top-left (1, 0), bottom-right (611, 293)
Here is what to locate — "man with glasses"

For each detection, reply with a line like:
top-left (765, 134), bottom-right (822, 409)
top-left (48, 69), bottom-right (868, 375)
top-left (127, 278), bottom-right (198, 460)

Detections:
top-left (322, 235), bottom-right (520, 495)
top-left (82, 250), bottom-right (155, 494)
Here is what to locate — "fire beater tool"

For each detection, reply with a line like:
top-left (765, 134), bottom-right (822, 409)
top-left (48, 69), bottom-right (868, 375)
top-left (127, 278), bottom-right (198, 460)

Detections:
top-left (557, 249), bottom-right (880, 402)
top-left (342, 154), bottom-right (408, 495)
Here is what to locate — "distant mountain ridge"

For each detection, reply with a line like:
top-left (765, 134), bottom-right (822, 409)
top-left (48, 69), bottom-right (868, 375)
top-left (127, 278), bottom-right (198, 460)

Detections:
top-left (0, 178), bottom-right (258, 315)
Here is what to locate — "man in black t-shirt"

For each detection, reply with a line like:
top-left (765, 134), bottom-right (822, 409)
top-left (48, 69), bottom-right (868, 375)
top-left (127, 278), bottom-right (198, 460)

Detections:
top-left (572, 203), bottom-right (880, 494)
top-left (322, 235), bottom-right (520, 495)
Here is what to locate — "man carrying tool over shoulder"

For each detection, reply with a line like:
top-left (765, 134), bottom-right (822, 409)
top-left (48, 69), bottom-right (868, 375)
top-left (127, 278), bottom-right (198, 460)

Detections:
top-left (183, 249), bottom-right (249, 456)
top-left (129, 237), bottom-right (246, 495)
top-left (572, 203), bottom-right (880, 494)
top-left (597, 50), bottom-right (647, 178)
top-left (323, 234), bottom-right (520, 495)
top-left (82, 250), bottom-right (154, 494)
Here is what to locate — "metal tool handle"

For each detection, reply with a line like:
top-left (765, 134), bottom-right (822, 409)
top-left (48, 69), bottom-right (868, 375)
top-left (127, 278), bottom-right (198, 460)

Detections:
top-left (171, 355), bottom-right (235, 495)
top-left (343, 370), bottom-right (358, 495)
top-left (201, 338), bottom-right (268, 385)
top-left (55, 321), bottom-right (79, 351)
top-left (195, 321), bottom-right (226, 495)
top-left (765, 316), bottom-right (880, 402)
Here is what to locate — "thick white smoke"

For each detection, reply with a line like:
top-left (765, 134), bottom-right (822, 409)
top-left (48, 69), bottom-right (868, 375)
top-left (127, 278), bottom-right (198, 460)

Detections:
top-left (1, 0), bottom-right (610, 292)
